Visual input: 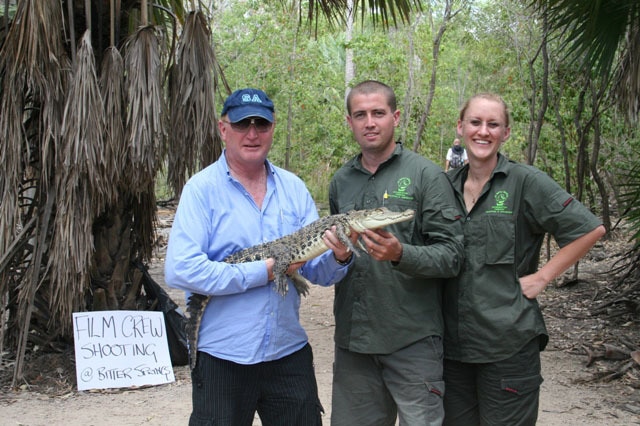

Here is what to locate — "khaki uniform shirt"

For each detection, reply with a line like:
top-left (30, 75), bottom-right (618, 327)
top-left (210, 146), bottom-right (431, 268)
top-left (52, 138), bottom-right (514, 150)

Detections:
top-left (329, 143), bottom-right (464, 354)
top-left (444, 154), bottom-right (602, 363)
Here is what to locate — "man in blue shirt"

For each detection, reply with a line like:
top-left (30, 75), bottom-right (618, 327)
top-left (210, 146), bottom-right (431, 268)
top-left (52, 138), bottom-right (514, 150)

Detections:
top-left (164, 88), bottom-right (354, 425)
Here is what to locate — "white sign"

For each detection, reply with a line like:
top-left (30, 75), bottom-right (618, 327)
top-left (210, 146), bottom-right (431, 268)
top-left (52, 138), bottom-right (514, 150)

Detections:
top-left (72, 310), bottom-right (175, 391)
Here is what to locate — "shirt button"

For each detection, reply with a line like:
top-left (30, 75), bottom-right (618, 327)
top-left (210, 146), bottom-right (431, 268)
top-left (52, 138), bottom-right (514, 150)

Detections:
top-left (466, 216), bottom-right (471, 221)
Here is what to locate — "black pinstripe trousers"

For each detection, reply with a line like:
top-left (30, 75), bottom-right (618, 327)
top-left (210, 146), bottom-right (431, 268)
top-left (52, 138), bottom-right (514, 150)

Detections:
top-left (189, 343), bottom-right (323, 426)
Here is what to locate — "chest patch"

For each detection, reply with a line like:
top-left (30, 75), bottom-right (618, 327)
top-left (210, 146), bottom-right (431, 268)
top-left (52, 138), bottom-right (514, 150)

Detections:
top-left (485, 190), bottom-right (513, 215)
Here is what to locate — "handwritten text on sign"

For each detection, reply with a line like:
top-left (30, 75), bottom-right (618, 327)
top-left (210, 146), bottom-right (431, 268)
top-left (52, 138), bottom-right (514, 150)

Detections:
top-left (73, 310), bottom-right (175, 391)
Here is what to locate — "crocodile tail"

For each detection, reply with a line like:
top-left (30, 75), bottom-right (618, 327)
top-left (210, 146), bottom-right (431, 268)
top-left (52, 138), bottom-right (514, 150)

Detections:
top-left (186, 293), bottom-right (210, 369)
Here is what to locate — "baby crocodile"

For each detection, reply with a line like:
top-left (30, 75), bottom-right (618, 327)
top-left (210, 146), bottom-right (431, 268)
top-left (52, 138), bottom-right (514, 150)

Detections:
top-left (185, 207), bottom-right (415, 369)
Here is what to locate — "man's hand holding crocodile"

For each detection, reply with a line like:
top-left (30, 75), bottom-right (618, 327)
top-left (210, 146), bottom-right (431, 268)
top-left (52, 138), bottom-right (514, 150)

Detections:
top-left (361, 228), bottom-right (403, 262)
top-left (267, 226), bottom-right (357, 280)
top-left (323, 225), bottom-right (358, 264)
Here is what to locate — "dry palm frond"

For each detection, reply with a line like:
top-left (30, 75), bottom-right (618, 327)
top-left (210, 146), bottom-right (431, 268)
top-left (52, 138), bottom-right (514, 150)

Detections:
top-left (100, 46), bottom-right (127, 195)
top-left (0, 0), bottom-right (66, 307)
top-left (123, 25), bottom-right (165, 193)
top-left (49, 30), bottom-right (105, 332)
top-left (2, 0), bottom-right (64, 92)
top-left (12, 185), bottom-right (55, 386)
top-left (0, 0), bottom-right (68, 384)
top-left (62, 30), bottom-right (108, 211)
top-left (168, 10), bottom-right (222, 197)
top-left (0, 73), bottom-right (25, 264)
top-left (1, 0), bottom-right (68, 188)
top-left (0, 0), bottom-right (64, 260)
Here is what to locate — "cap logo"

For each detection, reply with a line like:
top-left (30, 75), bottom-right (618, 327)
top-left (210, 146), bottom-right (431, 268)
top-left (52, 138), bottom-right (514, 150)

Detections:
top-left (242, 94), bottom-right (263, 104)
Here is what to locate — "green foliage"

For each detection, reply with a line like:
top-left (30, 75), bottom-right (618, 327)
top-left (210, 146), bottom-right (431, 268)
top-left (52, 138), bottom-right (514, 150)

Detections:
top-left (203, 0), bottom-right (636, 216)
top-left (619, 146), bottom-right (640, 242)
top-left (211, 2), bottom-right (355, 203)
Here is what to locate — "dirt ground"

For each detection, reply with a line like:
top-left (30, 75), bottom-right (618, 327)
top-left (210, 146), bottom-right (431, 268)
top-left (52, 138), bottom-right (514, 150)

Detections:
top-left (2, 211), bottom-right (640, 425)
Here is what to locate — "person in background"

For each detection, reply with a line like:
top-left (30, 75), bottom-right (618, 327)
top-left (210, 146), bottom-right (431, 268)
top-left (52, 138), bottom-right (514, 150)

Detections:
top-left (445, 138), bottom-right (468, 172)
top-left (164, 88), bottom-right (355, 426)
top-left (443, 92), bottom-right (606, 425)
top-left (329, 80), bottom-right (464, 426)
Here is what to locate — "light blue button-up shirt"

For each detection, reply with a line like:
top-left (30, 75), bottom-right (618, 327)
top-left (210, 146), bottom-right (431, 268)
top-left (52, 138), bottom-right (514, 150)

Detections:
top-left (164, 151), bottom-right (348, 364)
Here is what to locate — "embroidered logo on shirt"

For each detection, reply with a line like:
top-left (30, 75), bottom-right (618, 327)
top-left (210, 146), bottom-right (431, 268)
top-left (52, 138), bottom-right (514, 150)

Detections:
top-left (388, 177), bottom-right (414, 200)
top-left (486, 190), bottom-right (513, 214)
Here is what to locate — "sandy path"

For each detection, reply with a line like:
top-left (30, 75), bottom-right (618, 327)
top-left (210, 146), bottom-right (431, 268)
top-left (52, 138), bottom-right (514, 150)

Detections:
top-left (3, 280), bottom-right (638, 425)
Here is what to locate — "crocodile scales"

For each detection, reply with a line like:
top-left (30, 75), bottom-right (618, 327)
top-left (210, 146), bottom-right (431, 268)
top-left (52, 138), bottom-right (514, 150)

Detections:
top-left (185, 207), bottom-right (415, 369)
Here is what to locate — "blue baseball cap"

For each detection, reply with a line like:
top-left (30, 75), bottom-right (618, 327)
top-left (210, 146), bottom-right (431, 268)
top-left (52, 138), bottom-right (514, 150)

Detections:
top-left (221, 88), bottom-right (275, 123)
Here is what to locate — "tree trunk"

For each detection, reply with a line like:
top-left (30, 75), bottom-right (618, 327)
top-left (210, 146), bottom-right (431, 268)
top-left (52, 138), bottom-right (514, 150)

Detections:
top-left (413, 1), bottom-right (452, 152)
top-left (525, 19), bottom-right (549, 165)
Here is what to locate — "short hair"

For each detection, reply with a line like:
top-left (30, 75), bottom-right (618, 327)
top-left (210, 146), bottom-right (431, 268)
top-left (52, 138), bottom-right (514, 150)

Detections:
top-left (346, 80), bottom-right (397, 115)
top-left (459, 93), bottom-right (510, 127)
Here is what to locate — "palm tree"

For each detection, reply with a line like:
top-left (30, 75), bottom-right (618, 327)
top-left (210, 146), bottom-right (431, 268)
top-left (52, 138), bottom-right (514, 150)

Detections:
top-left (530, 0), bottom-right (640, 123)
top-left (0, 0), bottom-right (423, 388)
top-left (0, 0), bottom-right (197, 386)
top-left (529, 0), bottom-right (640, 287)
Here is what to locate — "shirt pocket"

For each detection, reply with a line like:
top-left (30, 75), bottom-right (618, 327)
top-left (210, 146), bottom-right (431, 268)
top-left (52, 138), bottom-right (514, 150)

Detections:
top-left (484, 215), bottom-right (515, 265)
top-left (382, 198), bottom-right (418, 215)
top-left (279, 208), bottom-right (304, 235)
top-left (441, 207), bottom-right (461, 223)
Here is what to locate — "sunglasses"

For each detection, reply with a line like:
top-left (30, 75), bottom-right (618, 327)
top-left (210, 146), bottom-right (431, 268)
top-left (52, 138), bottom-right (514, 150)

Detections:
top-left (222, 117), bottom-right (273, 133)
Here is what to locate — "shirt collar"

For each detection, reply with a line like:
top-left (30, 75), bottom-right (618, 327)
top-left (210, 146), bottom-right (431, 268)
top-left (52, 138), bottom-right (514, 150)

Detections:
top-left (352, 141), bottom-right (403, 173)
top-left (493, 152), bottom-right (511, 176)
top-left (448, 152), bottom-right (510, 190)
top-left (221, 149), bottom-right (275, 179)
